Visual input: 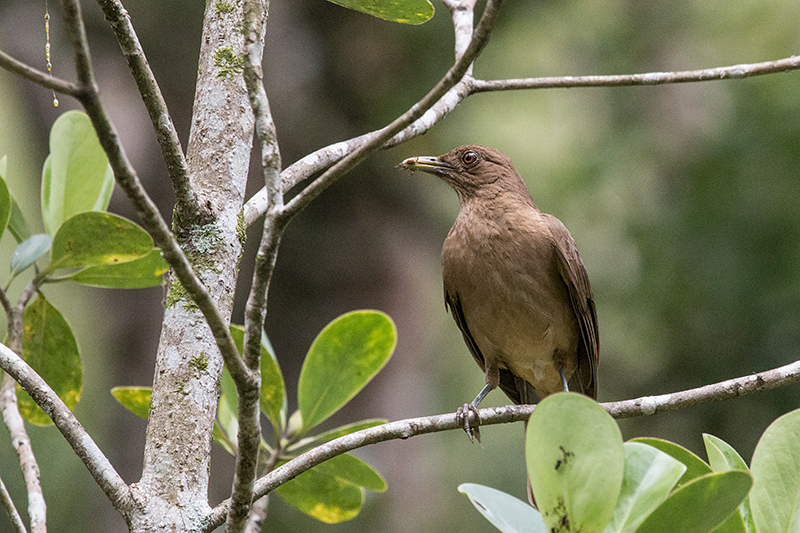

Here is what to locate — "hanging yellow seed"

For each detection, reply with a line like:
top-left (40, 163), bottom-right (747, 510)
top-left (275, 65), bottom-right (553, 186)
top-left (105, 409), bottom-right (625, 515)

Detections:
top-left (45, 3), bottom-right (57, 106)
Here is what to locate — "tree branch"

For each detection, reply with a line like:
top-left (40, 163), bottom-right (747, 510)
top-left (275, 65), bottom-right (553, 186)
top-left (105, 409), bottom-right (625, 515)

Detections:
top-left (242, 52), bottom-right (800, 227)
top-left (94, 0), bottom-right (196, 217)
top-left (205, 358), bottom-right (800, 531)
top-left (241, 0), bottom-right (486, 227)
top-left (443, 0), bottom-right (477, 67)
top-left (0, 343), bottom-right (134, 518)
top-left (0, 475), bottom-right (27, 533)
top-left (224, 0), bottom-right (277, 530)
top-left (276, 0), bottom-right (504, 223)
top-left (57, 0), bottom-right (248, 383)
top-left (0, 303), bottom-right (45, 533)
top-left (0, 49), bottom-right (84, 97)
top-left (0, 375), bottom-right (45, 533)
top-left (472, 54), bottom-right (800, 91)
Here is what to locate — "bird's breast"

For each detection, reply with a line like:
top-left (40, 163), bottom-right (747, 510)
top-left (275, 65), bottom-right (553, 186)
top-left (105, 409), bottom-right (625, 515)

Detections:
top-left (442, 204), bottom-right (579, 394)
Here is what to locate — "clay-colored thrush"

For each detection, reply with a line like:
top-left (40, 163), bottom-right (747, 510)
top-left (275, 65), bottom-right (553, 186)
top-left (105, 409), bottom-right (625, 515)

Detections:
top-left (401, 145), bottom-right (599, 433)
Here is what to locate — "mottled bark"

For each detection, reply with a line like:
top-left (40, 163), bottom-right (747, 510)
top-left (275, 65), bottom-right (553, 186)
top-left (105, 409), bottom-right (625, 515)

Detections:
top-left (129, 1), bottom-right (261, 530)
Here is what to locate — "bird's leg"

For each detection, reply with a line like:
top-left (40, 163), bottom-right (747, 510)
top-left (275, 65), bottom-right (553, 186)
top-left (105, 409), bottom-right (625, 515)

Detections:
top-left (472, 382), bottom-right (493, 406)
top-left (559, 365), bottom-right (569, 393)
top-left (456, 383), bottom-right (492, 443)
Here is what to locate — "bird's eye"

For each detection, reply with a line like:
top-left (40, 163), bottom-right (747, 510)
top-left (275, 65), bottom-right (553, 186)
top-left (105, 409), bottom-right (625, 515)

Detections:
top-left (462, 151), bottom-right (478, 165)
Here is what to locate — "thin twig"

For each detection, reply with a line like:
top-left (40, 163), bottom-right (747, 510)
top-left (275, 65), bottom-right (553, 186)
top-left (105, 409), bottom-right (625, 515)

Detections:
top-left (0, 287), bottom-right (11, 317)
top-left (443, 0), bottom-right (477, 67)
top-left (204, 357), bottom-right (800, 530)
top-left (472, 55), bottom-right (800, 91)
top-left (0, 475), bottom-right (28, 533)
top-left (94, 0), bottom-right (196, 217)
top-left (0, 49), bottom-right (83, 97)
top-left (0, 344), bottom-right (134, 519)
top-left (603, 360), bottom-right (800, 419)
top-left (243, 496), bottom-right (269, 533)
top-left (0, 375), bottom-right (45, 533)
top-left (0, 305), bottom-right (45, 533)
top-left (224, 0), bottom-right (276, 530)
top-left (242, 54), bottom-right (800, 227)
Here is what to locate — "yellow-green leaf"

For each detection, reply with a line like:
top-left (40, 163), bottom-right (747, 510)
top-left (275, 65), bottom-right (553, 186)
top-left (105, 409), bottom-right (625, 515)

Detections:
top-left (8, 197), bottom-right (31, 243)
top-left (70, 248), bottom-right (169, 288)
top-left (111, 386), bottom-right (152, 419)
top-left (275, 457), bottom-right (364, 523)
top-left (298, 310), bottom-right (396, 433)
top-left (48, 212), bottom-right (153, 272)
top-left (229, 325), bottom-right (286, 432)
top-left (327, 0), bottom-right (433, 25)
top-left (17, 294), bottom-right (82, 426)
top-left (0, 165), bottom-right (11, 241)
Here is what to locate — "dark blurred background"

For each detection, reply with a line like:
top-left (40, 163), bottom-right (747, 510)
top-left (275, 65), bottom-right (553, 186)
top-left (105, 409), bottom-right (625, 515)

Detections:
top-left (2, 0), bottom-right (800, 531)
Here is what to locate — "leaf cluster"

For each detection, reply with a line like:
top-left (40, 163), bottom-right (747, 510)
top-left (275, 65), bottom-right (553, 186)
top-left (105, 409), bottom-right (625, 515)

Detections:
top-left (115, 309), bottom-right (397, 523)
top-left (1, 110), bottom-right (169, 426)
top-left (462, 393), bottom-right (800, 533)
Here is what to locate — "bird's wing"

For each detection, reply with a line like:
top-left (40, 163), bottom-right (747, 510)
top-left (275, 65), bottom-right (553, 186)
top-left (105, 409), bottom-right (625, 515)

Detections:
top-left (543, 214), bottom-right (600, 399)
top-left (445, 291), bottom-right (536, 405)
top-left (444, 291), bottom-right (486, 372)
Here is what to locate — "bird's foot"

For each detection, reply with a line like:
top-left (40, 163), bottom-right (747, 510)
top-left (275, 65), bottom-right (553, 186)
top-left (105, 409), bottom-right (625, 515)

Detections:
top-left (456, 403), bottom-right (482, 445)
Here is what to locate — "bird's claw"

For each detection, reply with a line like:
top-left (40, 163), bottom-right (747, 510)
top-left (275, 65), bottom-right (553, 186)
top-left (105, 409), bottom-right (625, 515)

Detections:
top-left (456, 403), bottom-right (482, 444)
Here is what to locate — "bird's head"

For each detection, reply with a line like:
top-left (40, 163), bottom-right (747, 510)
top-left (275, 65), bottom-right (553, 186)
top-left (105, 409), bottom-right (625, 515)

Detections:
top-left (400, 145), bottom-right (531, 203)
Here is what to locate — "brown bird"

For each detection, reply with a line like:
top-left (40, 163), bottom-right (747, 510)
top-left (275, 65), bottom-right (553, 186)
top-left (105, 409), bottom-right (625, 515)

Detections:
top-left (400, 145), bottom-right (599, 436)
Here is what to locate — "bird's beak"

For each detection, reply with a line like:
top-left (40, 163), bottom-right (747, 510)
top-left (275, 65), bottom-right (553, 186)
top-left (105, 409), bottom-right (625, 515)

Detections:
top-left (399, 156), bottom-right (453, 175)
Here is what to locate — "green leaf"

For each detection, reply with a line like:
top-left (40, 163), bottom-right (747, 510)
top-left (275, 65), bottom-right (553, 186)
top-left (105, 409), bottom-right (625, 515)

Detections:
top-left (17, 294), bottom-right (82, 426)
top-left (48, 212), bottom-right (153, 272)
top-left (213, 422), bottom-right (236, 455)
top-left (297, 310), bottom-right (396, 432)
top-left (0, 156), bottom-right (31, 243)
top-left (220, 365), bottom-right (238, 417)
top-left (287, 419), bottom-right (387, 453)
top-left (703, 434), bottom-right (755, 533)
top-left (711, 512), bottom-right (747, 533)
top-left (604, 442), bottom-right (687, 533)
top-left (631, 437), bottom-right (712, 486)
top-left (217, 366), bottom-right (239, 449)
top-left (69, 248), bottom-right (168, 288)
top-left (8, 197), bottom-right (31, 243)
top-left (703, 434), bottom-right (749, 473)
top-left (526, 392), bottom-right (624, 533)
top-left (217, 381), bottom-right (239, 449)
top-left (275, 460), bottom-right (365, 523)
top-left (750, 408), bottom-right (800, 533)
top-left (229, 325), bottom-right (286, 432)
top-left (632, 470), bottom-right (752, 533)
top-left (41, 110), bottom-right (114, 235)
top-left (111, 386), bottom-right (152, 419)
top-left (459, 483), bottom-right (548, 533)
top-left (275, 453), bottom-right (384, 522)
top-left (635, 437), bottom-right (749, 533)
top-left (10, 234), bottom-right (52, 277)
top-left (314, 453), bottom-right (386, 492)
top-left (326, 0), bottom-right (433, 25)
top-left (0, 171), bottom-right (11, 241)
top-left (258, 332), bottom-right (286, 431)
